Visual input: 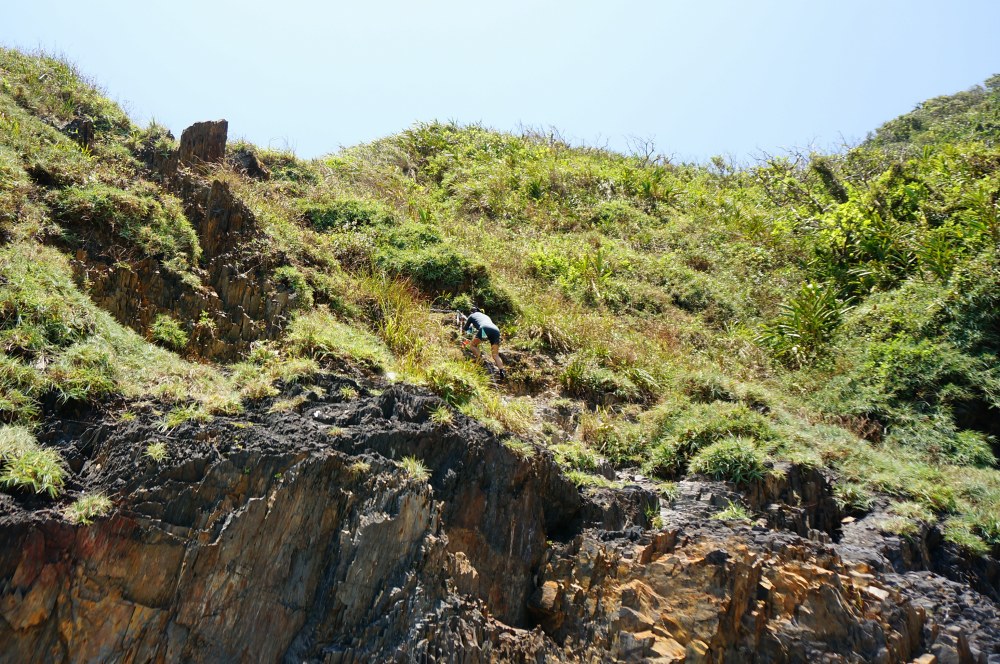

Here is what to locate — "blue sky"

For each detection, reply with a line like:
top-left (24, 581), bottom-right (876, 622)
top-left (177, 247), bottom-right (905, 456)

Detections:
top-left (3, 1), bottom-right (999, 163)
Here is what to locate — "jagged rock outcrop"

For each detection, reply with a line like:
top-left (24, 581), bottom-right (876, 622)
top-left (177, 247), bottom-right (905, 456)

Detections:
top-left (1, 381), bottom-right (998, 662)
top-left (70, 120), bottom-right (297, 361)
top-left (228, 145), bottom-right (271, 180)
top-left (177, 120), bottom-right (228, 168)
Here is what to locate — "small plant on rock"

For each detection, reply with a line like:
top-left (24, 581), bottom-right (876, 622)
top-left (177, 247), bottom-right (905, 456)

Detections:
top-left (430, 405), bottom-right (453, 425)
top-left (399, 456), bottom-right (430, 482)
top-left (150, 314), bottom-right (189, 351)
top-left (348, 460), bottom-right (371, 475)
top-left (67, 493), bottom-right (112, 525)
top-left (688, 437), bottom-right (767, 485)
top-left (712, 500), bottom-right (753, 522)
top-left (144, 441), bottom-right (168, 463)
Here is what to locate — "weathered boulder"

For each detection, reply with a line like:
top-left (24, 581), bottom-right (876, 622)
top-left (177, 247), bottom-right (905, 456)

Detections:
top-left (228, 145), bottom-right (271, 180)
top-left (177, 119), bottom-right (228, 167)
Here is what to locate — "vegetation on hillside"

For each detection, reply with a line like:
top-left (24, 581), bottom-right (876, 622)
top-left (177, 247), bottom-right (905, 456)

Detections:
top-left (1, 47), bottom-right (998, 551)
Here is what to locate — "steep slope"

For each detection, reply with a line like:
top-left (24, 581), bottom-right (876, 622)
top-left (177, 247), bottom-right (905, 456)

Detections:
top-left (1, 47), bottom-right (1000, 662)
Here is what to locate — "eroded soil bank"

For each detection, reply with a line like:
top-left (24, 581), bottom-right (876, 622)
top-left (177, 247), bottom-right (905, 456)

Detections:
top-left (1, 378), bottom-right (998, 663)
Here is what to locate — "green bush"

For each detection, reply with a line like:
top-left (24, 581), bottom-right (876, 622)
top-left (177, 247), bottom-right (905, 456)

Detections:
top-left (560, 353), bottom-right (649, 404)
top-left (376, 225), bottom-right (516, 316)
top-left (689, 437), bottom-right (767, 485)
top-left (587, 200), bottom-right (658, 236)
top-left (643, 441), bottom-right (684, 478)
top-left (150, 314), bottom-right (189, 351)
top-left (668, 402), bottom-right (776, 454)
top-left (759, 281), bottom-right (850, 366)
top-left (298, 198), bottom-right (395, 231)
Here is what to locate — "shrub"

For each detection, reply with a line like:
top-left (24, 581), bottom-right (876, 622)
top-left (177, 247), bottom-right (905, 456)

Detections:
top-left (758, 281), bottom-right (850, 366)
top-left (560, 353), bottom-right (649, 404)
top-left (424, 360), bottom-right (486, 406)
top-left (642, 441), bottom-right (684, 478)
top-left (688, 437), bottom-right (767, 485)
top-left (150, 314), bottom-right (189, 351)
top-left (668, 402), bottom-right (775, 454)
top-left (587, 200), bottom-right (657, 236)
top-left (298, 198), bottom-right (395, 231)
top-left (375, 225), bottom-right (517, 316)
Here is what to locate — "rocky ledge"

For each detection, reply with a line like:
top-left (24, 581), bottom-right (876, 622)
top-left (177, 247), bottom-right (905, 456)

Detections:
top-left (0, 378), bottom-right (998, 662)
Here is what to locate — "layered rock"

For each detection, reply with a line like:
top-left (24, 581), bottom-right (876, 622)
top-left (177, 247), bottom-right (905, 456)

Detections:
top-left (70, 120), bottom-right (297, 361)
top-left (1, 382), bottom-right (998, 662)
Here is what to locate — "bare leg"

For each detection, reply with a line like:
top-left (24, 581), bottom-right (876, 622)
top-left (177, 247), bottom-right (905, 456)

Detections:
top-left (469, 337), bottom-right (483, 361)
top-left (491, 344), bottom-right (505, 371)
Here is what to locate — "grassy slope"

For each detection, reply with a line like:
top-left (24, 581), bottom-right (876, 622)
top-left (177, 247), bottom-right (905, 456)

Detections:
top-left (2, 47), bottom-right (999, 551)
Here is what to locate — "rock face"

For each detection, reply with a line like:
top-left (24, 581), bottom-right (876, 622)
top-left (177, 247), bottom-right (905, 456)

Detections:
top-left (70, 120), bottom-right (297, 361)
top-left (177, 120), bottom-right (228, 167)
top-left (1, 381), bottom-right (998, 662)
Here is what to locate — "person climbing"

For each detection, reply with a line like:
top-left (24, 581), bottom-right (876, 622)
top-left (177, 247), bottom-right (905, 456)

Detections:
top-left (458, 307), bottom-right (506, 378)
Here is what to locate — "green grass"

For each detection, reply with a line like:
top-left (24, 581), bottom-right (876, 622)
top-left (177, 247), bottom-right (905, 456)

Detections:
top-left (688, 437), bottom-right (767, 485)
top-left (712, 500), bottom-right (754, 522)
top-left (399, 456), bottom-right (430, 482)
top-left (67, 493), bottom-right (113, 525)
top-left (144, 441), bottom-right (168, 463)
top-left (150, 314), bottom-right (189, 351)
top-left (3, 48), bottom-right (1000, 553)
top-left (0, 426), bottom-right (66, 498)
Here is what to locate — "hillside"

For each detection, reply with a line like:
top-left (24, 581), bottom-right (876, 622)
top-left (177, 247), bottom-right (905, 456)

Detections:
top-left (1, 47), bottom-right (999, 662)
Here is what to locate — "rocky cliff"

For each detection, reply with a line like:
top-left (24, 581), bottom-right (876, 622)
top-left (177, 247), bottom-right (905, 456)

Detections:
top-left (1, 378), bottom-right (997, 663)
top-left (68, 121), bottom-right (297, 361)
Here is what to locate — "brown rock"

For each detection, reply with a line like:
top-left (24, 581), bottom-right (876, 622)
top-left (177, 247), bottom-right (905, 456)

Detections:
top-left (177, 120), bottom-right (228, 166)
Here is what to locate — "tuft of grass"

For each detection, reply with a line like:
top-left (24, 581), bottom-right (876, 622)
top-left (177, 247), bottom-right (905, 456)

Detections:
top-left (0, 446), bottom-right (66, 498)
top-left (655, 481), bottom-right (678, 501)
top-left (688, 437), bottom-right (767, 485)
top-left (160, 404), bottom-right (211, 430)
top-left (399, 456), bottom-right (430, 482)
top-left (338, 385), bottom-right (359, 400)
top-left (144, 441), bottom-right (168, 463)
top-left (348, 459), bottom-right (371, 475)
top-left (150, 314), bottom-right (189, 351)
top-left (712, 500), bottom-right (753, 522)
top-left (430, 404), bottom-right (453, 425)
top-left (503, 438), bottom-right (536, 460)
top-left (878, 515), bottom-right (920, 537)
top-left (566, 469), bottom-right (623, 489)
top-left (66, 493), bottom-right (112, 525)
top-left (269, 395), bottom-right (308, 413)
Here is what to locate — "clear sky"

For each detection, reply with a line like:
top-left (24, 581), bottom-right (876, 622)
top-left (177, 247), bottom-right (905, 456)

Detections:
top-left (3, 1), bottom-right (999, 163)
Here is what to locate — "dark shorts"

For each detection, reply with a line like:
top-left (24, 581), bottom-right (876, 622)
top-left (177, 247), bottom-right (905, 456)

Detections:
top-left (477, 325), bottom-right (501, 345)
